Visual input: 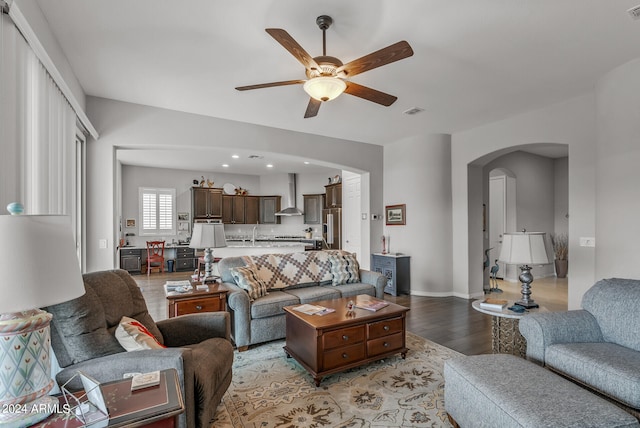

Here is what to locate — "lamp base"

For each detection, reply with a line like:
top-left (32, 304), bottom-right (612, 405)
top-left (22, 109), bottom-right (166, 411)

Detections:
top-left (514, 299), bottom-right (539, 309)
top-left (0, 395), bottom-right (58, 427)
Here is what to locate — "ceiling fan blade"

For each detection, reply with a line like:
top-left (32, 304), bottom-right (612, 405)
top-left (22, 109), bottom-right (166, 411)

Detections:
top-left (344, 81), bottom-right (397, 106)
top-left (266, 28), bottom-right (320, 71)
top-left (337, 41), bottom-right (413, 78)
top-left (304, 98), bottom-right (321, 118)
top-left (235, 80), bottom-right (305, 91)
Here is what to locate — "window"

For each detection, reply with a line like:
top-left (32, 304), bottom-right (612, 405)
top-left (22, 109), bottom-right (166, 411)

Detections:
top-left (139, 188), bottom-right (176, 236)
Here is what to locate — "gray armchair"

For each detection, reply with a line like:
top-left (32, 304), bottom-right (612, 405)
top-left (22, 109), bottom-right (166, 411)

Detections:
top-left (519, 278), bottom-right (640, 417)
top-left (45, 269), bottom-right (233, 428)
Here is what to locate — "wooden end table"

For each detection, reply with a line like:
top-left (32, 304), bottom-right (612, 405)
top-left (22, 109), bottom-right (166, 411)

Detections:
top-left (283, 295), bottom-right (409, 386)
top-left (165, 283), bottom-right (229, 318)
top-left (33, 368), bottom-right (184, 427)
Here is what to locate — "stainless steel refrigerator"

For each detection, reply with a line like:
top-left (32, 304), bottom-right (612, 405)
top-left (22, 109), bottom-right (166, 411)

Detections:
top-left (322, 208), bottom-right (342, 250)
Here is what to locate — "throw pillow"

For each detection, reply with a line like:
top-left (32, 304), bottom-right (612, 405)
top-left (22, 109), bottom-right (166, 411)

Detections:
top-left (329, 252), bottom-right (360, 285)
top-left (115, 316), bottom-right (166, 351)
top-left (230, 266), bottom-right (268, 301)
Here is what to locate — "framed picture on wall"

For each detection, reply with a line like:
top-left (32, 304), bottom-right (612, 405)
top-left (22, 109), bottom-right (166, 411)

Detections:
top-left (178, 212), bottom-right (189, 221)
top-left (178, 221), bottom-right (190, 232)
top-left (126, 219), bottom-right (136, 228)
top-left (385, 204), bottom-right (406, 226)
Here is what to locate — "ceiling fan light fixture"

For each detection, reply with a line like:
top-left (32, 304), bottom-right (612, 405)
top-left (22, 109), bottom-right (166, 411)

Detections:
top-left (303, 76), bottom-right (346, 102)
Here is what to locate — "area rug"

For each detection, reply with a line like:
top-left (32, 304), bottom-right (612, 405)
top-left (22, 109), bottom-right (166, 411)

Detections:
top-left (213, 332), bottom-right (461, 427)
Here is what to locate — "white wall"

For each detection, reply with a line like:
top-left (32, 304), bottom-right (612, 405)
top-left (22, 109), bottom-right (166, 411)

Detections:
top-left (452, 94), bottom-right (597, 309)
top-left (85, 97), bottom-right (383, 272)
top-left (595, 58), bottom-right (640, 279)
top-left (554, 157), bottom-right (569, 235)
top-left (384, 134), bottom-right (453, 296)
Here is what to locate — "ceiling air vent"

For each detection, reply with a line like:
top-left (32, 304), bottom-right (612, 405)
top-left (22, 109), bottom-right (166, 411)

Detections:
top-left (403, 107), bottom-right (425, 115)
top-left (248, 155), bottom-right (264, 159)
top-left (627, 5), bottom-right (640, 19)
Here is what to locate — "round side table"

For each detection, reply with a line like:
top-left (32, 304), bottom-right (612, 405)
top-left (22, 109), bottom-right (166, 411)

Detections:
top-left (472, 300), bottom-right (548, 358)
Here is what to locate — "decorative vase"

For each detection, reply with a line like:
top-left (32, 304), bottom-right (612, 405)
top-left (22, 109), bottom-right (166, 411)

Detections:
top-left (555, 259), bottom-right (568, 278)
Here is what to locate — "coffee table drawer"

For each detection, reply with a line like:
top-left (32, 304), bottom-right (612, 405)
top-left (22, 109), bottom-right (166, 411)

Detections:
top-left (174, 297), bottom-right (223, 316)
top-left (323, 343), bottom-right (366, 370)
top-left (367, 332), bottom-right (404, 357)
top-left (367, 316), bottom-right (403, 339)
top-left (323, 326), bottom-right (365, 350)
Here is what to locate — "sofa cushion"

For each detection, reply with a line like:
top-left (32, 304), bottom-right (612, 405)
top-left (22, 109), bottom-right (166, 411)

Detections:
top-left (116, 316), bottom-right (166, 351)
top-left (230, 266), bottom-right (268, 301)
top-left (582, 278), bottom-right (640, 352)
top-left (325, 283), bottom-right (376, 299)
top-left (546, 342), bottom-right (640, 408)
top-left (250, 291), bottom-right (300, 319)
top-left (329, 252), bottom-right (360, 285)
top-left (284, 286), bottom-right (341, 304)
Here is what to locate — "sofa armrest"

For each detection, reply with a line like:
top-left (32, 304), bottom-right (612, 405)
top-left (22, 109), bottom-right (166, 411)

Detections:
top-left (360, 269), bottom-right (386, 298)
top-left (55, 347), bottom-right (191, 390)
top-left (224, 282), bottom-right (252, 348)
top-left (519, 310), bottom-right (604, 365)
top-left (156, 312), bottom-right (230, 347)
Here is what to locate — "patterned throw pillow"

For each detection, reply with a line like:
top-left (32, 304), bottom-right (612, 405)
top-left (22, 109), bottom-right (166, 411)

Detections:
top-left (230, 266), bottom-right (268, 301)
top-left (115, 316), bottom-right (166, 351)
top-left (328, 252), bottom-right (360, 285)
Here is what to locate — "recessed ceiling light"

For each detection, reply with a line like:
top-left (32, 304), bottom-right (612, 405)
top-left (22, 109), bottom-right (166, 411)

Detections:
top-left (266, 164), bottom-right (273, 168)
top-left (231, 154), bottom-right (239, 159)
top-left (222, 164), bottom-right (229, 168)
top-left (304, 161), bottom-right (310, 165)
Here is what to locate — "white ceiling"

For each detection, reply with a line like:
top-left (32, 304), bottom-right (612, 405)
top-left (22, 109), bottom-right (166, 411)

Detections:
top-left (37, 0), bottom-right (640, 172)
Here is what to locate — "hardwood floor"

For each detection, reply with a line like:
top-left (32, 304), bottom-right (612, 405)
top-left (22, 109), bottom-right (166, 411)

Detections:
top-left (134, 272), bottom-right (567, 356)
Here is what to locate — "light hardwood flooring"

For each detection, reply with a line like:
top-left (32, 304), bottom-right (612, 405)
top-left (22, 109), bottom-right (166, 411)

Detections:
top-left (134, 272), bottom-right (567, 356)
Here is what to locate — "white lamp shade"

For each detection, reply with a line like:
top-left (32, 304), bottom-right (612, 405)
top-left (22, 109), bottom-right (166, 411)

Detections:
top-left (0, 215), bottom-right (85, 313)
top-left (498, 232), bottom-right (550, 265)
top-left (190, 223), bottom-right (227, 249)
top-left (303, 76), bottom-right (347, 102)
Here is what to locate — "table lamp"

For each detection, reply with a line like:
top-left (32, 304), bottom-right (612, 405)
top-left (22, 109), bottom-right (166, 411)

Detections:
top-left (498, 230), bottom-right (550, 309)
top-left (0, 203), bottom-right (85, 427)
top-left (190, 222), bottom-right (227, 283)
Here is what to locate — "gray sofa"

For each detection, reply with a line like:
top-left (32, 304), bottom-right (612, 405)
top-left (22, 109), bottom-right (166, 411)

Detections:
top-left (218, 250), bottom-right (386, 351)
top-left (519, 278), bottom-right (640, 417)
top-left (45, 269), bottom-right (234, 428)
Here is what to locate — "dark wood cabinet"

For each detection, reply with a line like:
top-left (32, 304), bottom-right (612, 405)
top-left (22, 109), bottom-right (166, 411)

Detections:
top-left (222, 195), bottom-right (259, 224)
top-left (120, 248), bottom-right (142, 274)
top-left (245, 196), bottom-right (260, 225)
top-left (259, 196), bottom-right (281, 224)
top-left (192, 187), bottom-right (222, 219)
top-left (175, 247), bottom-right (196, 272)
top-left (325, 183), bottom-right (342, 208)
top-left (303, 194), bottom-right (324, 224)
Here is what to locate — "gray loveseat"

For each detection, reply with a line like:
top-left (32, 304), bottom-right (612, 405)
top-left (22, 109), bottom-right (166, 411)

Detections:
top-left (45, 269), bottom-right (234, 428)
top-left (218, 250), bottom-right (386, 351)
top-left (519, 278), bottom-right (640, 417)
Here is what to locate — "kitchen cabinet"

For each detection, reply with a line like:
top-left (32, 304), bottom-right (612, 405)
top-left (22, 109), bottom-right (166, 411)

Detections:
top-left (325, 183), bottom-right (342, 208)
top-left (371, 253), bottom-right (411, 296)
top-left (175, 247), bottom-right (196, 272)
top-left (192, 187), bottom-right (222, 219)
top-left (303, 194), bottom-right (324, 224)
top-left (120, 248), bottom-right (142, 274)
top-left (221, 195), bottom-right (259, 224)
top-left (259, 196), bottom-right (281, 224)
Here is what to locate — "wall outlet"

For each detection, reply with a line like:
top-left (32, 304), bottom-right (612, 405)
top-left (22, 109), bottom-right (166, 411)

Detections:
top-left (580, 237), bottom-right (596, 247)
top-left (99, 239), bottom-right (108, 249)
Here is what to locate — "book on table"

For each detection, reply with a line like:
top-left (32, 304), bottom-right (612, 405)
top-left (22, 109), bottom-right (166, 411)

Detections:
top-left (355, 299), bottom-right (390, 312)
top-left (292, 304), bottom-right (334, 315)
top-left (479, 298), bottom-right (508, 311)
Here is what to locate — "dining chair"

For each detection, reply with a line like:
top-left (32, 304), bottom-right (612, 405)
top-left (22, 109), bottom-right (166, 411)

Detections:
top-left (146, 241), bottom-right (165, 275)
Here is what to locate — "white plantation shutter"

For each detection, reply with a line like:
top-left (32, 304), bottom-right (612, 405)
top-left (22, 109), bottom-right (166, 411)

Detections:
top-left (139, 188), bottom-right (176, 235)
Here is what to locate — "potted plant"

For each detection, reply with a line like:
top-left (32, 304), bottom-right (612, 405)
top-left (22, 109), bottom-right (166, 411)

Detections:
top-left (303, 227), bottom-right (313, 239)
top-left (551, 233), bottom-right (568, 278)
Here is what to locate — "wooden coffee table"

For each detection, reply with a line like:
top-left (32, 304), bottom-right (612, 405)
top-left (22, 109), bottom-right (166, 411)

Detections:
top-left (283, 295), bottom-right (409, 386)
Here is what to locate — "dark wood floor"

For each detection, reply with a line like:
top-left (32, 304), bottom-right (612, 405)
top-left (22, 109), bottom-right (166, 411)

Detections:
top-left (135, 271), bottom-right (567, 356)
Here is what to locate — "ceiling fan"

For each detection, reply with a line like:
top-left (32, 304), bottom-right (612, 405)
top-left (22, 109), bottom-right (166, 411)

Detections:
top-left (235, 15), bottom-right (414, 118)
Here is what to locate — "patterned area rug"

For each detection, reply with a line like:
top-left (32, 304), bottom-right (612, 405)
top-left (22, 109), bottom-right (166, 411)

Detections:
top-left (213, 332), bottom-right (461, 427)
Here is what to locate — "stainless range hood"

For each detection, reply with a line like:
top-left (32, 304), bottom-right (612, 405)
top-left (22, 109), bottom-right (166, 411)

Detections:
top-left (275, 173), bottom-right (303, 216)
